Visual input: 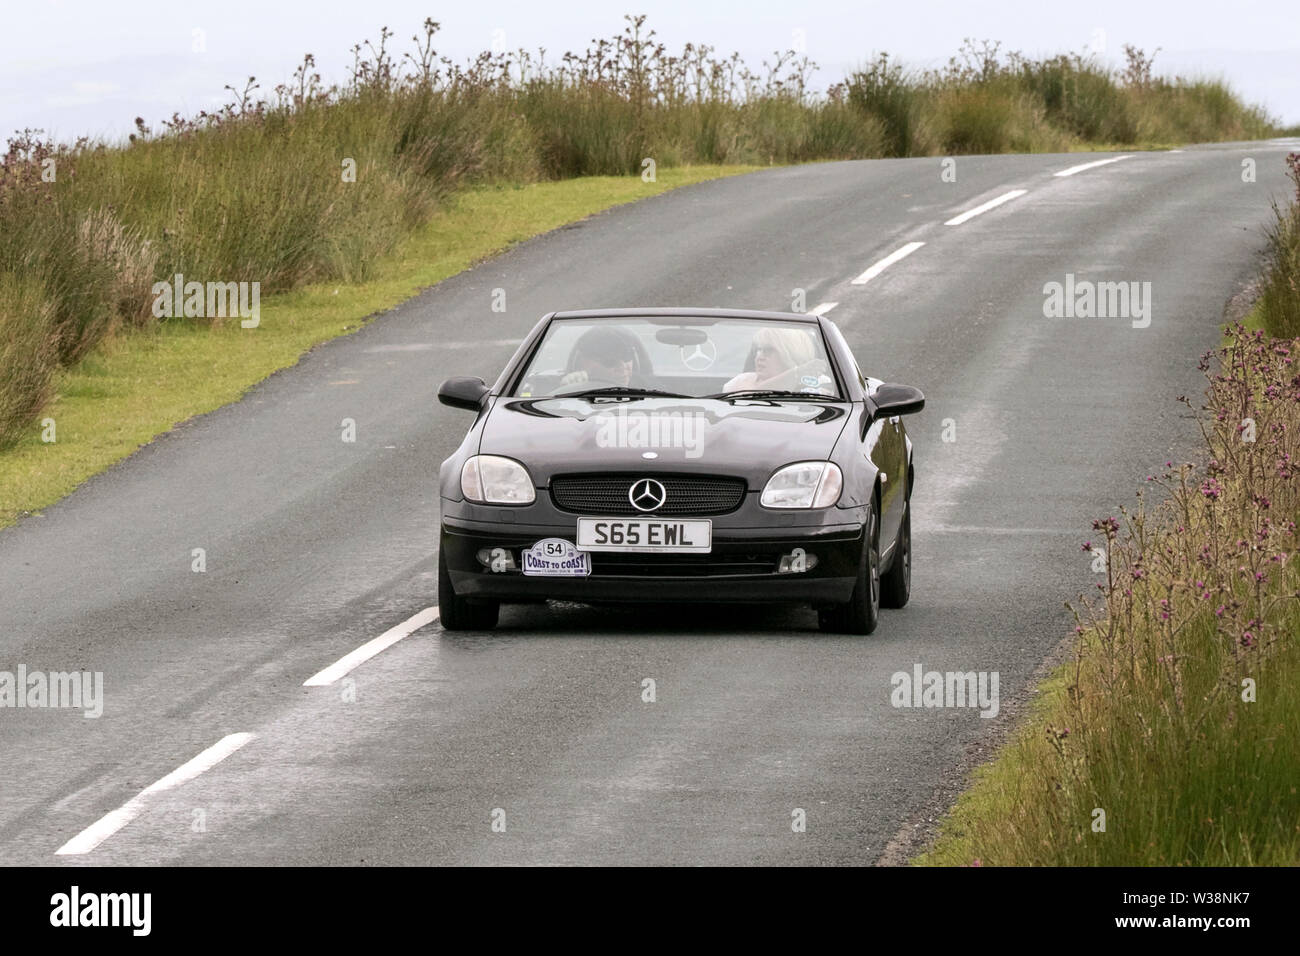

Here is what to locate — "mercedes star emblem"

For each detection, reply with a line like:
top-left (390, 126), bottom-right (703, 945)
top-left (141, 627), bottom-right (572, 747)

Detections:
top-left (628, 477), bottom-right (667, 512)
top-left (680, 339), bottom-right (717, 371)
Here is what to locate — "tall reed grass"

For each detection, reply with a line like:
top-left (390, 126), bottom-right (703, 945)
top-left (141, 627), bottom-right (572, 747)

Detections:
top-left (0, 18), bottom-right (1283, 446)
top-left (1258, 154), bottom-right (1300, 338)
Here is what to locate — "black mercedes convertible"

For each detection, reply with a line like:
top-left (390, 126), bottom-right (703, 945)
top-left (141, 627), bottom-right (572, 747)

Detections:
top-left (436, 308), bottom-right (924, 634)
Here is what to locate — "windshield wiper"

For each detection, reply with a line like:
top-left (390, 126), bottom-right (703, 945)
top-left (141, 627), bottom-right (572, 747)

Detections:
top-left (558, 385), bottom-right (693, 399)
top-left (704, 388), bottom-right (839, 401)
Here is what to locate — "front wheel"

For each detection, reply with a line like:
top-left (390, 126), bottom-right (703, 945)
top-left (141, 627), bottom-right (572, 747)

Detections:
top-left (819, 504), bottom-right (880, 635)
top-left (437, 546), bottom-right (499, 631)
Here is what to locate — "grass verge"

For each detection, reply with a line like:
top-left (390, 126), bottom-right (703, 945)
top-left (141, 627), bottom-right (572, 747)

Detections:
top-left (0, 165), bottom-right (753, 529)
top-left (918, 629), bottom-right (1300, 865)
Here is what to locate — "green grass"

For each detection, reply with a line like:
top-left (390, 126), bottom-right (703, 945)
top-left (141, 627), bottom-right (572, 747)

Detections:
top-left (919, 619), bottom-right (1300, 866)
top-left (0, 165), bottom-right (754, 528)
top-left (1220, 301), bottom-right (1267, 349)
top-left (914, 667), bottom-right (1072, 866)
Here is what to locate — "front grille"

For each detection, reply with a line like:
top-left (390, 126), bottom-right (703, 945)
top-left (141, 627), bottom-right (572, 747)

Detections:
top-left (550, 473), bottom-right (747, 516)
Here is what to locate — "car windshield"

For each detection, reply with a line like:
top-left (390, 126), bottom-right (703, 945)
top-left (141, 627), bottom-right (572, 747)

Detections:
top-left (512, 317), bottom-right (842, 400)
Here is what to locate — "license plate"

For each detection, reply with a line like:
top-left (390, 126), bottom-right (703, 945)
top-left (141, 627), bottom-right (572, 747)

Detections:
top-left (576, 517), bottom-right (712, 553)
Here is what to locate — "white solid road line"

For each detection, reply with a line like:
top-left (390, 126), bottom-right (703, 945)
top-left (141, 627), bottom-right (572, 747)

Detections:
top-left (303, 605), bottom-right (440, 687)
top-left (943, 189), bottom-right (1028, 226)
top-left (850, 241), bottom-right (925, 285)
top-left (810, 301), bottom-right (838, 315)
top-left (1053, 155), bottom-right (1132, 177)
top-left (55, 733), bottom-right (254, 856)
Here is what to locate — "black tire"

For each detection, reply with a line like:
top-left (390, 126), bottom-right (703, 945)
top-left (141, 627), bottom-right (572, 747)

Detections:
top-left (437, 547), bottom-right (499, 631)
top-left (819, 503), bottom-right (880, 635)
top-left (880, 498), bottom-right (911, 609)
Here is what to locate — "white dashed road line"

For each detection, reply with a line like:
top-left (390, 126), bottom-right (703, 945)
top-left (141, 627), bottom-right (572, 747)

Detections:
top-left (57, 601), bottom-right (443, 855)
top-left (1053, 155), bottom-right (1132, 177)
top-left (303, 605), bottom-right (440, 687)
top-left (55, 733), bottom-right (255, 856)
top-left (839, 154), bottom-right (1133, 294)
top-left (944, 189), bottom-right (1028, 226)
top-left (810, 301), bottom-right (838, 315)
top-left (850, 242), bottom-right (926, 286)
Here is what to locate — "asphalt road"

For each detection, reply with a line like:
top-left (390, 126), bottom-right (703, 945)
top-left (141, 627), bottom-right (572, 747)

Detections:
top-left (2, 141), bottom-right (1297, 865)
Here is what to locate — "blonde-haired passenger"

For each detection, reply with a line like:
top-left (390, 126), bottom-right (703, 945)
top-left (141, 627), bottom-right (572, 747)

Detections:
top-left (723, 326), bottom-right (830, 393)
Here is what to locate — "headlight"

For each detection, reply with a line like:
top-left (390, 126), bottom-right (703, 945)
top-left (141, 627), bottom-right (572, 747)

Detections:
top-left (461, 455), bottom-right (536, 505)
top-left (760, 461), bottom-right (843, 509)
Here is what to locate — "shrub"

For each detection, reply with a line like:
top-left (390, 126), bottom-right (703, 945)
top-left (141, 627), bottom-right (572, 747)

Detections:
top-left (0, 273), bottom-right (59, 447)
top-left (846, 54), bottom-right (927, 157)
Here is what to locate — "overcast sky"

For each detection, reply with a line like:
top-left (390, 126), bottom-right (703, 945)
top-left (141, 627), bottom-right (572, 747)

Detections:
top-left (3, 0), bottom-right (1297, 145)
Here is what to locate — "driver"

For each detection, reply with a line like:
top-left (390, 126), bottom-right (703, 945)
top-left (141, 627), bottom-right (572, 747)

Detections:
top-left (559, 326), bottom-right (636, 389)
top-left (723, 326), bottom-right (829, 392)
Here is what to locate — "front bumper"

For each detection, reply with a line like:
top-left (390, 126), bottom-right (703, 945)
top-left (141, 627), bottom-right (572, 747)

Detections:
top-left (441, 495), bottom-right (865, 606)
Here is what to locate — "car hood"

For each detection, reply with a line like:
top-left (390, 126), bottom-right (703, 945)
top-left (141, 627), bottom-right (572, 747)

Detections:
top-left (480, 396), bottom-right (851, 487)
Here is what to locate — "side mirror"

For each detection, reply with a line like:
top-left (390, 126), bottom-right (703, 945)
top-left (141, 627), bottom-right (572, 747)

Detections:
top-left (872, 383), bottom-right (925, 418)
top-left (439, 376), bottom-right (490, 411)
